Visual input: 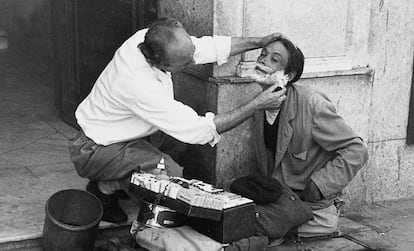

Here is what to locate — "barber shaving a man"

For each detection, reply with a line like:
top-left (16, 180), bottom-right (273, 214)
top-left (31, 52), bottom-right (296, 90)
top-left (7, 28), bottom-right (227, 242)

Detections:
top-left (237, 36), bottom-right (369, 240)
top-left (68, 17), bottom-right (287, 224)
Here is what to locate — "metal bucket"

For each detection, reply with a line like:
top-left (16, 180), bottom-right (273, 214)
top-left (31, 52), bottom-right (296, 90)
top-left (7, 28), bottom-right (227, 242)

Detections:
top-left (42, 189), bottom-right (103, 251)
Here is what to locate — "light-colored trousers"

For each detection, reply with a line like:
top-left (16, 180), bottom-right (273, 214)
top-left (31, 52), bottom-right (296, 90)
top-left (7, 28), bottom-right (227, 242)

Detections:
top-left (298, 204), bottom-right (340, 237)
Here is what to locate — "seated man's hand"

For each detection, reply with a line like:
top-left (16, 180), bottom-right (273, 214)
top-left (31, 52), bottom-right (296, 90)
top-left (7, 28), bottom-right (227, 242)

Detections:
top-left (300, 180), bottom-right (324, 203)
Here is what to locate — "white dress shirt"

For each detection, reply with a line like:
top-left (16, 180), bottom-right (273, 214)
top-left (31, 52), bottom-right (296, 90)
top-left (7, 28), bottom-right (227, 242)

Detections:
top-left (75, 29), bottom-right (231, 146)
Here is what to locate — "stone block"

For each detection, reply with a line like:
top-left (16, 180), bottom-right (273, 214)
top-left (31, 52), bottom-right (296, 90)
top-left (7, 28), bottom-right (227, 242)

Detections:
top-left (159, 0), bottom-right (214, 36)
top-left (368, 0), bottom-right (414, 141)
top-left (172, 72), bottom-right (217, 183)
top-left (341, 171), bottom-right (368, 212)
top-left (213, 0), bottom-right (244, 37)
top-left (215, 82), bottom-right (263, 187)
top-left (364, 140), bottom-right (414, 202)
top-left (299, 73), bottom-right (372, 142)
top-left (213, 54), bottom-right (241, 78)
top-left (243, 0), bottom-right (348, 59)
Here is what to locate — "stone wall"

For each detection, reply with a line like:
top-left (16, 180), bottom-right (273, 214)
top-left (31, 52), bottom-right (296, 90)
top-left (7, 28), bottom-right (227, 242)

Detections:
top-left (161, 0), bottom-right (414, 211)
top-left (364, 0), bottom-right (414, 204)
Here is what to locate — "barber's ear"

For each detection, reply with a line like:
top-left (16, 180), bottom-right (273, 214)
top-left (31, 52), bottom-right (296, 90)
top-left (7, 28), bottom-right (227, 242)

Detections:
top-left (287, 71), bottom-right (297, 82)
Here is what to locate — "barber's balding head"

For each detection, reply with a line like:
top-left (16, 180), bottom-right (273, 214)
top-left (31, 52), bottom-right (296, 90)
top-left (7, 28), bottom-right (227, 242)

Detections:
top-left (138, 17), bottom-right (195, 73)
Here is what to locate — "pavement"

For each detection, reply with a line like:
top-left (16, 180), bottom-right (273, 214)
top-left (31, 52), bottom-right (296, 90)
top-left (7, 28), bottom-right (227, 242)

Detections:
top-left (342, 199), bottom-right (414, 250)
top-left (269, 199), bottom-right (414, 250)
top-left (0, 49), bottom-right (138, 250)
top-left (2, 199), bottom-right (414, 251)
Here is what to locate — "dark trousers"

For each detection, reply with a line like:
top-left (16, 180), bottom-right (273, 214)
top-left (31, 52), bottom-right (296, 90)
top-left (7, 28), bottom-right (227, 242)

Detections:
top-left (68, 131), bottom-right (186, 183)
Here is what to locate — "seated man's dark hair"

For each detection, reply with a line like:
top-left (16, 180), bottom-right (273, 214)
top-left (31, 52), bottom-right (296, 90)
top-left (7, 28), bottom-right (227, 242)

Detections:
top-left (272, 38), bottom-right (304, 84)
top-left (138, 17), bottom-right (184, 66)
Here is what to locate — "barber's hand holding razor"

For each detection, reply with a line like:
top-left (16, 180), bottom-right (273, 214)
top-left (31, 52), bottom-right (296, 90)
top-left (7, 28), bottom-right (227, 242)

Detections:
top-left (253, 84), bottom-right (287, 111)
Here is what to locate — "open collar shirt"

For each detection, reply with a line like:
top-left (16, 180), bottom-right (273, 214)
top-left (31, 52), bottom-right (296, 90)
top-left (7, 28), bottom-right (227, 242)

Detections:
top-left (75, 28), bottom-right (231, 146)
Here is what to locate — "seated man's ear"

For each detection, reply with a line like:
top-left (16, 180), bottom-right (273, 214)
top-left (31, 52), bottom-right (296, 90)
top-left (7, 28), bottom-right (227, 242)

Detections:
top-left (287, 71), bottom-right (297, 82)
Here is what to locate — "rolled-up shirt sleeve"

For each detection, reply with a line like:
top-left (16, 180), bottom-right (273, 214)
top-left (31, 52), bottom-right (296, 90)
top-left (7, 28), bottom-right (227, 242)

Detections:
top-left (125, 79), bottom-right (221, 146)
top-left (204, 112), bottom-right (221, 146)
top-left (191, 35), bottom-right (231, 65)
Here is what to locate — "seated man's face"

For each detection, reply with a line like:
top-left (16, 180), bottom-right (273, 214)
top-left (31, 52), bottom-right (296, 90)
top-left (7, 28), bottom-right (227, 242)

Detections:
top-left (256, 41), bottom-right (289, 74)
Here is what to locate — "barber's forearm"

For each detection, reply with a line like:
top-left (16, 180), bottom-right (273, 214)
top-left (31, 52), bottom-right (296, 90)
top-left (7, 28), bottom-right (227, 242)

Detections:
top-left (214, 99), bottom-right (258, 134)
top-left (230, 37), bottom-right (263, 56)
top-left (214, 84), bottom-right (286, 133)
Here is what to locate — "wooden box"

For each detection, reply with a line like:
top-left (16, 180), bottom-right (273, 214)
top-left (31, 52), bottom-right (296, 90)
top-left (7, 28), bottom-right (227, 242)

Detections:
top-left (129, 183), bottom-right (256, 243)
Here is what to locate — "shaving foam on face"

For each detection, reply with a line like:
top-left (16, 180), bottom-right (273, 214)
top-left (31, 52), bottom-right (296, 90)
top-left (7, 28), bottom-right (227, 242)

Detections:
top-left (267, 70), bottom-right (289, 88)
top-left (250, 63), bottom-right (289, 86)
top-left (255, 63), bottom-right (274, 74)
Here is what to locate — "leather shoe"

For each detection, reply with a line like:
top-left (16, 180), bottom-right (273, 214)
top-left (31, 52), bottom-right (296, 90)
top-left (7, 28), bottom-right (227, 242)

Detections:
top-left (86, 181), bottom-right (128, 224)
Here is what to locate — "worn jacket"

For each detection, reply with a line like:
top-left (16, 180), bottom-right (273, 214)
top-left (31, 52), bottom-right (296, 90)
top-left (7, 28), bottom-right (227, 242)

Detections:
top-left (253, 84), bottom-right (368, 206)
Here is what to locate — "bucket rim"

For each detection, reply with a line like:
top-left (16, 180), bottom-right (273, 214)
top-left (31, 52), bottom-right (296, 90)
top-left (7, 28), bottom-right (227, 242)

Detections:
top-left (45, 189), bottom-right (103, 231)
